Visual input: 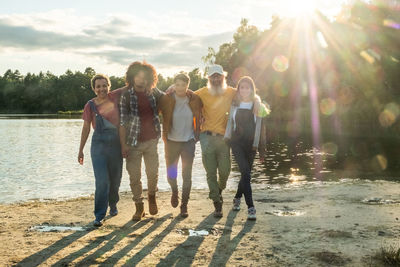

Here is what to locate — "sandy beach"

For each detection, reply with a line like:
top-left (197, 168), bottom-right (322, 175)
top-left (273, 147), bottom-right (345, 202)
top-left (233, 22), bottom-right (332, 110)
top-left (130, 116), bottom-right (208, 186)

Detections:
top-left (1, 179), bottom-right (399, 266)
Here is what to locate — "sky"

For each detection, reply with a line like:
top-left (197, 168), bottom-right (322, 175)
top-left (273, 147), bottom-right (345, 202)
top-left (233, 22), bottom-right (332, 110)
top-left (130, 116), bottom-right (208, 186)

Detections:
top-left (0, 0), bottom-right (347, 77)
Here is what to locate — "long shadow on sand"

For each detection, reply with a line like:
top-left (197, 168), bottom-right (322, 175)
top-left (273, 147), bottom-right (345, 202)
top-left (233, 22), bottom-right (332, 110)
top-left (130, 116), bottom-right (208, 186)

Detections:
top-left (66, 214), bottom-right (172, 266)
top-left (156, 213), bottom-right (219, 267)
top-left (121, 215), bottom-right (182, 266)
top-left (208, 210), bottom-right (256, 266)
top-left (16, 223), bottom-right (95, 267)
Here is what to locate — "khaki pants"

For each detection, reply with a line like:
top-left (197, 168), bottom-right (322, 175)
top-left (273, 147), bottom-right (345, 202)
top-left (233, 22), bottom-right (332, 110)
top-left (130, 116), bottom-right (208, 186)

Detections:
top-left (199, 133), bottom-right (231, 202)
top-left (126, 138), bottom-right (159, 203)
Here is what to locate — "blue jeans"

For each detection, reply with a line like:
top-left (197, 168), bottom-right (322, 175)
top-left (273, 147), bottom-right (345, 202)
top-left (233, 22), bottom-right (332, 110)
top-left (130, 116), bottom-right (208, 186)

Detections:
top-left (90, 115), bottom-right (122, 221)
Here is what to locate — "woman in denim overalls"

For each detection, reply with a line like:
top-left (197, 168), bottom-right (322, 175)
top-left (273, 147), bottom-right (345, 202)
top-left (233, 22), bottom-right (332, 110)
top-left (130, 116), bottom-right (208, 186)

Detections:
top-left (78, 74), bottom-right (124, 227)
top-left (224, 76), bottom-right (267, 221)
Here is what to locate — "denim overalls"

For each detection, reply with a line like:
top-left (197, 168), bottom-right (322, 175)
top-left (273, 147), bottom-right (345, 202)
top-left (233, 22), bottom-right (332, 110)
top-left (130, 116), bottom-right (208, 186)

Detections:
top-left (89, 100), bottom-right (122, 221)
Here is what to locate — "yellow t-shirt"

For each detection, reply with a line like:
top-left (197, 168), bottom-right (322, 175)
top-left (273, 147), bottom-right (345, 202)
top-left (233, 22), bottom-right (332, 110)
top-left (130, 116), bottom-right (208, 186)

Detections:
top-left (195, 86), bottom-right (236, 135)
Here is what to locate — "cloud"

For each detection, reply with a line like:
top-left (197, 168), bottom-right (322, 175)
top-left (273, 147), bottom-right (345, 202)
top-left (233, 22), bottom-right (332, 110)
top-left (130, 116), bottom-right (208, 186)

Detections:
top-left (0, 19), bottom-right (100, 49)
top-left (0, 11), bottom-right (234, 75)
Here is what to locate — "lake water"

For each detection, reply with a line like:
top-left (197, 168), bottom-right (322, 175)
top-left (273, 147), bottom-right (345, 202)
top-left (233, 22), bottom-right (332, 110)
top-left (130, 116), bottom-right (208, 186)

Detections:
top-left (0, 119), bottom-right (243, 204)
top-left (1, 119), bottom-right (398, 204)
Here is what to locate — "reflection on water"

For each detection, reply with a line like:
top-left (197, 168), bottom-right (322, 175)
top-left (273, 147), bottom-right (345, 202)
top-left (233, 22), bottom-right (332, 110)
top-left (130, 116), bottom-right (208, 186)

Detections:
top-left (0, 119), bottom-right (398, 204)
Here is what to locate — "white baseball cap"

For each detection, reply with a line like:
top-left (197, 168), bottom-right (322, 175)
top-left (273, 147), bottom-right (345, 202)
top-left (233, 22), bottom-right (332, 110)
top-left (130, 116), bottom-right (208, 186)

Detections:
top-left (208, 64), bottom-right (226, 76)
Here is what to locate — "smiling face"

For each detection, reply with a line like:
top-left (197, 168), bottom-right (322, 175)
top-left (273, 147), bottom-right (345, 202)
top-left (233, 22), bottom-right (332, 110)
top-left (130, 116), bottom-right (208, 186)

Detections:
top-left (238, 80), bottom-right (253, 101)
top-left (93, 78), bottom-right (109, 99)
top-left (133, 70), bottom-right (148, 92)
top-left (175, 79), bottom-right (189, 97)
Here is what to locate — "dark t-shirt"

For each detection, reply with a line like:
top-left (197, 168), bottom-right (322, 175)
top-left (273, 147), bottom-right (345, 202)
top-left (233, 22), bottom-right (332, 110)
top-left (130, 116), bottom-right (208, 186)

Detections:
top-left (137, 91), bottom-right (157, 142)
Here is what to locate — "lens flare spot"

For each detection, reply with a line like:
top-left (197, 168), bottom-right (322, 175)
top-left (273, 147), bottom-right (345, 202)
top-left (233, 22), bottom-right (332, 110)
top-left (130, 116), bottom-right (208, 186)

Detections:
top-left (391, 56), bottom-right (399, 63)
top-left (385, 102), bottom-right (400, 118)
top-left (272, 55), bottom-right (289, 72)
top-left (167, 166), bottom-right (178, 179)
top-left (379, 110), bottom-right (396, 127)
top-left (322, 142), bottom-right (338, 155)
top-left (372, 154), bottom-right (388, 171)
top-left (379, 103), bottom-right (399, 127)
top-left (383, 19), bottom-right (400, 29)
top-left (360, 50), bottom-right (375, 64)
top-left (320, 98), bottom-right (336, 116)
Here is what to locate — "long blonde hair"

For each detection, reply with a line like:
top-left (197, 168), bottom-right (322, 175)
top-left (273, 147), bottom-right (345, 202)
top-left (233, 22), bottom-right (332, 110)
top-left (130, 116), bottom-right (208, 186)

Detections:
top-left (233, 76), bottom-right (258, 106)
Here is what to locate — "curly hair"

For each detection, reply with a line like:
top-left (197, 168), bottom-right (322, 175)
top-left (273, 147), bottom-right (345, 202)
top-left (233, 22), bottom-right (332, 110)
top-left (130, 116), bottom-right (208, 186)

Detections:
top-left (91, 74), bottom-right (111, 90)
top-left (125, 61), bottom-right (158, 90)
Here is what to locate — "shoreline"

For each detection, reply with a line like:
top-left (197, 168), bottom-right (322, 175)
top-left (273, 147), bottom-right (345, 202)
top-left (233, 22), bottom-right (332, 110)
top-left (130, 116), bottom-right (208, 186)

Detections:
top-left (1, 181), bottom-right (400, 266)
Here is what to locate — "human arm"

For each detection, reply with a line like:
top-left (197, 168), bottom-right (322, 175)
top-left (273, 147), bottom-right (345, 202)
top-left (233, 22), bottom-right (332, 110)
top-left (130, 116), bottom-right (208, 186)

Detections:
top-left (78, 120), bottom-right (91, 164)
top-left (119, 90), bottom-right (131, 158)
top-left (158, 94), bottom-right (169, 143)
top-left (165, 84), bottom-right (175, 95)
top-left (119, 126), bottom-right (130, 158)
top-left (252, 116), bottom-right (262, 150)
top-left (223, 106), bottom-right (234, 143)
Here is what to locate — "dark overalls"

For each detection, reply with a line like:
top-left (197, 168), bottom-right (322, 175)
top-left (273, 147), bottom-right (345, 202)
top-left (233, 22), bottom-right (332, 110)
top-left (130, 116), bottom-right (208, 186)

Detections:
top-left (89, 100), bottom-right (122, 221)
top-left (231, 106), bottom-right (256, 208)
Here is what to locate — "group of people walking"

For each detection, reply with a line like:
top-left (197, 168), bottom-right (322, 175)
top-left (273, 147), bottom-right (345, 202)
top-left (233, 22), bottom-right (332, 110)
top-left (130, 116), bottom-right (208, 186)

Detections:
top-left (78, 61), bottom-right (267, 227)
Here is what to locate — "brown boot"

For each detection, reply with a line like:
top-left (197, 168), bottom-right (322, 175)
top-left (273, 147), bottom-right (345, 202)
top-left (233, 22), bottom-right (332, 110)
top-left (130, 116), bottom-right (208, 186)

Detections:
top-left (132, 202), bottom-right (145, 221)
top-left (148, 194), bottom-right (158, 215)
top-left (213, 201), bottom-right (223, 218)
top-left (171, 190), bottom-right (179, 208)
top-left (180, 203), bottom-right (188, 218)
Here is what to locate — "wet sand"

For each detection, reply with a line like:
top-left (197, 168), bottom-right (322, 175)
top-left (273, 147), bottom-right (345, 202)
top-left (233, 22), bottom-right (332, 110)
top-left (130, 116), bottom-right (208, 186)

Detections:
top-left (1, 179), bottom-right (399, 266)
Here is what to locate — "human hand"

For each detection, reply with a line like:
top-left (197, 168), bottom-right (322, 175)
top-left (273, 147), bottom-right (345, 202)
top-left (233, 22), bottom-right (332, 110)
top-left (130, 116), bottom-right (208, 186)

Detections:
top-left (121, 144), bottom-right (130, 158)
top-left (165, 84), bottom-right (176, 95)
top-left (78, 151), bottom-right (84, 165)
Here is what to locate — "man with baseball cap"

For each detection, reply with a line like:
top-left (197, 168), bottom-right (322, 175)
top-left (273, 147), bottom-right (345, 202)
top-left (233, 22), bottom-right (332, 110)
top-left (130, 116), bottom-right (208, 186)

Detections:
top-left (194, 64), bottom-right (236, 217)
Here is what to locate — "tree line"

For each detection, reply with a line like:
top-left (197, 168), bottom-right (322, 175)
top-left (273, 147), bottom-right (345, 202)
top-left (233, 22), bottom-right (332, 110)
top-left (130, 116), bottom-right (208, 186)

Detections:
top-left (0, 67), bottom-right (206, 114)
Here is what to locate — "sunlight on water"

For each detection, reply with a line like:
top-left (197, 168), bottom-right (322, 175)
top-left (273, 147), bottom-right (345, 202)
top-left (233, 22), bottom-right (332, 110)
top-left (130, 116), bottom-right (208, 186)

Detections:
top-left (2, 119), bottom-right (396, 204)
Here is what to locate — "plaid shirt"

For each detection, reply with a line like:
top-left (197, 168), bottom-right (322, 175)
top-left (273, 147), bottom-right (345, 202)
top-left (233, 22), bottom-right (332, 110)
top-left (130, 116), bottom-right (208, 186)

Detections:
top-left (120, 87), bottom-right (163, 146)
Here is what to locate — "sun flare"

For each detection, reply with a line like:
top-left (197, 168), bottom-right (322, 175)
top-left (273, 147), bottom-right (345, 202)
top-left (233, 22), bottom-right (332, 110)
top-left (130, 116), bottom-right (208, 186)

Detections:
top-left (276, 0), bottom-right (317, 18)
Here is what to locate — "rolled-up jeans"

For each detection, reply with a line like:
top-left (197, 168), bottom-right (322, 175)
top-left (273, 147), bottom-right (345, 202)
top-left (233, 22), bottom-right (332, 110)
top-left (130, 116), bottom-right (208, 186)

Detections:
top-left (199, 132), bottom-right (231, 202)
top-left (165, 139), bottom-right (195, 205)
top-left (91, 117), bottom-right (122, 222)
top-left (126, 138), bottom-right (159, 203)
